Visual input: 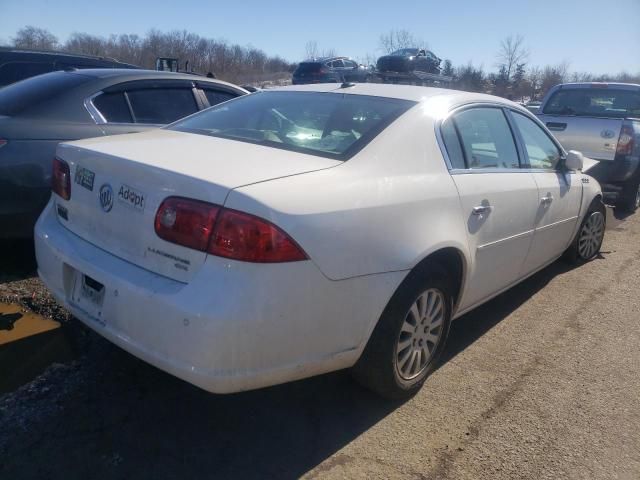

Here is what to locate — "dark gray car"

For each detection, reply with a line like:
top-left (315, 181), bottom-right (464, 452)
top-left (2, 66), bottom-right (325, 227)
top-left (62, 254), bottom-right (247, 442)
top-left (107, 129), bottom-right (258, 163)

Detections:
top-left (0, 69), bottom-right (247, 238)
top-left (292, 57), bottom-right (372, 85)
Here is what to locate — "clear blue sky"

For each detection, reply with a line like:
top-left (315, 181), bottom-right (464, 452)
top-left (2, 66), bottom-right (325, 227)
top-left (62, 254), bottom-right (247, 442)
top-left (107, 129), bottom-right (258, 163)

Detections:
top-left (1, 0), bottom-right (639, 75)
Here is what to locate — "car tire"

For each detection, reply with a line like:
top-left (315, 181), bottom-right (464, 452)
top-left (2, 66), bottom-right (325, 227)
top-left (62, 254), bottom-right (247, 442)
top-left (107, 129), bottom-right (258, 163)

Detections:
top-left (616, 179), bottom-right (640, 213)
top-left (565, 199), bottom-right (606, 264)
top-left (351, 266), bottom-right (453, 399)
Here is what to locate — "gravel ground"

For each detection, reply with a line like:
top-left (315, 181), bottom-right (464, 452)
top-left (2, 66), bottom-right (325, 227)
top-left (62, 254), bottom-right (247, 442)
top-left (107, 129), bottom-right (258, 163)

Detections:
top-left (0, 209), bottom-right (638, 479)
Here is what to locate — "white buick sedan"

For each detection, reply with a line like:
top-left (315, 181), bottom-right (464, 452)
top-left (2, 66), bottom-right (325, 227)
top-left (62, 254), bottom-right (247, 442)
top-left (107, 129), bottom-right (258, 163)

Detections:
top-left (35, 84), bottom-right (605, 399)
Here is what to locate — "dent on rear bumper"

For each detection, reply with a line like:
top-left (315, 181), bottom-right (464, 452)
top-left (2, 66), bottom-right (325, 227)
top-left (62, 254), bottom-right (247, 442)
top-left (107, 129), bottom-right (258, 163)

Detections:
top-left (35, 200), bottom-right (405, 393)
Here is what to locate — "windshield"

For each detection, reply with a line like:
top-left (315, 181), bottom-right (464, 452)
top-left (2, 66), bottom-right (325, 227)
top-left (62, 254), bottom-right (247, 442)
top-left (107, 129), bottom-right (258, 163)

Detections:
top-left (169, 91), bottom-right (416, 160)
top-left (391, 48), bottom-right (420, 56)
top-left (542, 88), bottom-right (640, 118)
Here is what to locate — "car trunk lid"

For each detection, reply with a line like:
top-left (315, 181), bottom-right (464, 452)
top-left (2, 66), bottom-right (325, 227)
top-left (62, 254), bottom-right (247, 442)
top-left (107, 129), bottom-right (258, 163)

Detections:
top-left (54, 129), bottom-right (340, 282)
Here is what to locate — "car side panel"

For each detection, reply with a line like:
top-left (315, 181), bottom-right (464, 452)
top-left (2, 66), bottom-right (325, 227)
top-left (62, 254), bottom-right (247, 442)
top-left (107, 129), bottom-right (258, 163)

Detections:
top-left (224, 108), bottom-right (471, 282)
top-left (451, 172), bottom-right (539, 311)
top-left (521, 171), bottom-right (582, 274)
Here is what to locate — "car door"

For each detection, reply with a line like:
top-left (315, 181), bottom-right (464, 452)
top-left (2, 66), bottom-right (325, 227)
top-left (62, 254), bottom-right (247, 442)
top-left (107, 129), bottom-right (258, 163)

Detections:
top-left (91, 80), bottom-right (200, 136)
top-left (509, 110), bottom-right (583, 274)
top-left (440, 106), bottom-right (539, 310)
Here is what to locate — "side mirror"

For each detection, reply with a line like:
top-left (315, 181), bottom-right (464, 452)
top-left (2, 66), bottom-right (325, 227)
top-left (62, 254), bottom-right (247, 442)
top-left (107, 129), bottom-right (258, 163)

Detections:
top-left (564, 150), bottom-right (584, 171)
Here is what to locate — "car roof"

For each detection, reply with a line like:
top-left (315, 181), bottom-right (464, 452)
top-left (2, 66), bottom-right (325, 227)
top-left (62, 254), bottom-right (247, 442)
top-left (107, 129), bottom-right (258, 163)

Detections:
top-left (300, 56), bottom-right (351, 63)
top-left (68, 69), bottom-right (246, 91)
top-left (556, 82), bottom-right (640, 90)
top-left (274, 83), bottom-right (523, 109)
top-left (0, 47), bottom-right (136, 65)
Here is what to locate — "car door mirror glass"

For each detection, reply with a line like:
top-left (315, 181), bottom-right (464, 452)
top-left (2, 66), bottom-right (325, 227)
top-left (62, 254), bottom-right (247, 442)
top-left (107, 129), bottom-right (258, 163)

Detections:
top-left (565, 150), bottom-right (584, 171)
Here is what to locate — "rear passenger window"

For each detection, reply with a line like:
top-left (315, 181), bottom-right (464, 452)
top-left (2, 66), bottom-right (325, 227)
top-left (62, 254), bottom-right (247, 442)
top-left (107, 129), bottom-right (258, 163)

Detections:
top-left (203, 89), bottom-right (236, 107)
top-left (127, 88), bottom-right (198, 124)
top-left (440, 119), bottom-right (466, 169)
top-left (511, 112), bottom-right (562, 169)
top-left (93, 92), bottom-right (132, 123)
top-left (453, 108), bottom-right (520, 169)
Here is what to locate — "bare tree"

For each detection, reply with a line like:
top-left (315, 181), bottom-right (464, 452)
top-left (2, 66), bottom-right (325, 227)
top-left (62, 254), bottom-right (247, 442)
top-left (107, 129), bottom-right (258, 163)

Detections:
top-left (527, 66), bottom-right (543, 100)
top-left (496, 34), bottom-right (529, 81)
top-left (304, 41), bottom-right (318, 59)
top-left (379, 29), bottom-right (424, 54)
top-left (65, 33), bottom-right (106, 57)
top-left (12, 26), bottom-right (58, 50)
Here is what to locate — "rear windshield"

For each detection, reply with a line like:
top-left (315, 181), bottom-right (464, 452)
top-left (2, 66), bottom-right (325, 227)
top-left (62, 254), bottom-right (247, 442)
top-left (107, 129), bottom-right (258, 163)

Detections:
top-left (295, 62), bottom-right (323, 74)
top-left (543, 88), bottom-right (640, 118)
top-left (169, 91), bottom-right (416, 160)
top-left (0, 71), bottom-right (92, 116)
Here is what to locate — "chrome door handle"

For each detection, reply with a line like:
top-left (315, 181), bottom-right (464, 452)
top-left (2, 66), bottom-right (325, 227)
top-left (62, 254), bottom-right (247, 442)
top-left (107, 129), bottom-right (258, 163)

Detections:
top-left (541, 195), bottom-right (554, 205)
top-left (472, 205), bottom-right (493, 215)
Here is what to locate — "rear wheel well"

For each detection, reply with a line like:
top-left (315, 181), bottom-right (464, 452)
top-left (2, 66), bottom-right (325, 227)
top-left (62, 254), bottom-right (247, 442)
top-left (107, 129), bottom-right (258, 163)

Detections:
top-left (409, 248), bottom-right (465, 309)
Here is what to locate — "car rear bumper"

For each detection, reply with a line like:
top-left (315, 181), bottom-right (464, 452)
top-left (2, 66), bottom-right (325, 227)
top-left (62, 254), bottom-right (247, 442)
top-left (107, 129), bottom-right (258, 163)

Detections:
top-left (35, 200), bottom-right (403, 393)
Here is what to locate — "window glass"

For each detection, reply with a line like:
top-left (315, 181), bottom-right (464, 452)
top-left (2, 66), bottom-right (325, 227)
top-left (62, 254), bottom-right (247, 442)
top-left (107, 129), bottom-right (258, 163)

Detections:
top-left (453, 108), bottom-right (520, 169)
top-left (330, 60), bottom-right (344, 68)
top-left (0, 62), bottom-right (54, 87)
top-left (343, 60), bottom-right (357, 68)
top-left (0, 71), bottom-right (91, 115)
top-left (440, 119), bottom-right (466, 169)
top-left (127, 88), bottom-right (198, 124)
top-left (170, 91), bottom-right (415, 160)
top-left (542, 88), bottom-right (640, 118)
top-left (512, 112), bottom-right (562, 169)
top-left (203, 89), bottom-right (237, 107)
top-left (93, 92), bottom-right (133, 123)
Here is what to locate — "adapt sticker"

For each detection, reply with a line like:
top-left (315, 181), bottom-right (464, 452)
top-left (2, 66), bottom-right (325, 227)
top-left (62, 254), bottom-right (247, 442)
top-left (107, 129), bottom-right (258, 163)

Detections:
top-left (117, 184), bottom-right (145, 212)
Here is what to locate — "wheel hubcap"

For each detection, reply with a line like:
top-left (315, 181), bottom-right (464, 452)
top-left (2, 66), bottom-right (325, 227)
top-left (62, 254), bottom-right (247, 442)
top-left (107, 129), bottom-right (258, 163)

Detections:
top-left (578, 211), bottom-right (605, 260)
top-left (395, 288), bottom-right (445, 380)
top-left (635, 186), bottom-right (640, 209)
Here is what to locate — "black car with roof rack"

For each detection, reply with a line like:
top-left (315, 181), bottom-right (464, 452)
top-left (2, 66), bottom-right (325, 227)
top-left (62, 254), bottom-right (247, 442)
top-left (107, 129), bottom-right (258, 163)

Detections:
top-left (0, 47), bottom-right (139, 87)
top-left (375, 48), bottom-right (452, 85)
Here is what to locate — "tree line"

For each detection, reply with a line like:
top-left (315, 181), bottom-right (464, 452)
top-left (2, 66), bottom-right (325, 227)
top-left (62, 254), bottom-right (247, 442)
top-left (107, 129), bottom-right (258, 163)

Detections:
top-left (6, 26), bottom-right (640, 98)
top-left (8, 26), bottom-right (295, 84)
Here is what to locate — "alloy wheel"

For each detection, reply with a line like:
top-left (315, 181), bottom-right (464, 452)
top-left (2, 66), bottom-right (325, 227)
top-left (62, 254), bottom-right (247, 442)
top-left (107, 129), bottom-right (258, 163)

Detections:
top-left (578, 211), bottom-right (605, 260)
top-left (395, 288), bottom-right (445, 380)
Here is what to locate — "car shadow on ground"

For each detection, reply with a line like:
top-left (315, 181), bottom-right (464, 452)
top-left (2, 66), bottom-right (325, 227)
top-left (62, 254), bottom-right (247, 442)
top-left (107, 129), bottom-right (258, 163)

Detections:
top-left (0, 239), bottom-right (37, 284)
top-left (1, 256), bottom-right (596, 480)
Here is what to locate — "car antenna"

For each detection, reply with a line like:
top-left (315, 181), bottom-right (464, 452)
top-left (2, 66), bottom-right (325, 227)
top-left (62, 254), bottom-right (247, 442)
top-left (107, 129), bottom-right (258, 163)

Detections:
top-left (340, 81), bottom-right (356, 88)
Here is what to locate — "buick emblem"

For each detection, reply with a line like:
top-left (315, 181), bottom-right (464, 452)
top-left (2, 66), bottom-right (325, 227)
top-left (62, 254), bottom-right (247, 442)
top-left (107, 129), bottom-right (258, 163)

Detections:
top-left (601, 129), bottom-right (615, 139)
top-left (99, 184), bottom-right (114, 212)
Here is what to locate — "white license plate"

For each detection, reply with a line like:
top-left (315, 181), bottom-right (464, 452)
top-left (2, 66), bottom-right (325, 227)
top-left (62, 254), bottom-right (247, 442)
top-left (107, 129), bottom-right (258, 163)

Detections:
top-left (71, 272), bottom-right (106, 321)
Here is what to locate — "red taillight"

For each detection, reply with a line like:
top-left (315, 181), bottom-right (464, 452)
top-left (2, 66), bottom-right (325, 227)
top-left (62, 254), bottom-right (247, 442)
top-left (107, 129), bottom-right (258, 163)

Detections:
top-left (0, 139), bottom-right (7, 148)
top-left (154, 197), bottom-right (307, 263)
top-left (209, 208), bottom-right (307, 263)
top-left (155, 197), bottom-right (220, 251)
top-left (52, 158), bottom-right (71, 200)
top-left (617, 124), bottom-right (635, 156)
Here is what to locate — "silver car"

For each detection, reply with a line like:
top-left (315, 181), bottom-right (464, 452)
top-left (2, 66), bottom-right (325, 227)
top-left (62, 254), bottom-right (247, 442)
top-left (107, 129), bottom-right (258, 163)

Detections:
top-left (537, 82), bottom-right (640, 212)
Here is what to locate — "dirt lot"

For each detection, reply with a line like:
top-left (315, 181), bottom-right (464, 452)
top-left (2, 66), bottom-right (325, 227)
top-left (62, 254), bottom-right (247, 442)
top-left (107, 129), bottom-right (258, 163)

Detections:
top-left (0, 208), bottom-right (639, 480)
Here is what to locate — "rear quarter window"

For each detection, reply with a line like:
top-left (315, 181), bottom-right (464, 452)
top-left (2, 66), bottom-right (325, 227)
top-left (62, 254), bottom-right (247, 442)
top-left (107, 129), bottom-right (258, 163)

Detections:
top-left (93, 92), bottom-right (133, 123)
top-left (203, 89), bottom-right (237, 107)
